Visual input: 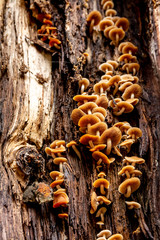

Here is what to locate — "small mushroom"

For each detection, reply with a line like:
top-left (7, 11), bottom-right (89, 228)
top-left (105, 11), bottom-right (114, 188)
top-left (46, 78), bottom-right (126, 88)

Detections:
top-left (96, 207), bottom-right (107, 222)
top-left (104, 25), bottom-right (116, 38)
top-left (103, 1), bottom-right (114, 10)
top-left (97, 230), bottom-right (112, 239)
top-left (122, 84), bottom-right (142, 100)
top-left (58, 213), bottom-right (68, 219)
top-left (92, 151), bottom-right (115, 166)
top-left (87, 11), bottom-right (102, 34)
top-left (90, 144), bottom-right (107, 152)
top-left (73, 94), bottom-right (97, 103)
top-left (127, 127), bottom-right (142, 140)
top-left (118, 42), bottom-right (138, 55)
top-left (118, 177), bottom-right (140, 198)
top-left (118, 165), bottom-right (135, 178)
top-left (90, 191), bottom-right (98, 214)
top-left (115, 17), bottom-right (130, 32)
top-left (113, 101), bottom-right (134, 116)
top-left (109, 27), bottom-right (125, 46)
top-left (108, 234), bottom-right (123, 240)
top-left (118, 54), bottom-right (137, 63)
top-left (107, 60), bottom-right (119, 70)
top-left (123, 156), bottom-right (145, 166)
top-left (53, 192), bottom-right (69, 208)
top-left (71, 108), bottom-right (86, 125)
top-left (93, 178), bottom-right (110, 195)
top-left (88, 122), bottom-right (108, 137)
top-left (97, 196), bottom-right (111, 205)
top-left (107, 75), bottom-right (121, 95)
top-left (78, 114), bottom-right (100, 131)
top-left (50, 171), bottom-right (64, 180)
top-left (79, 78), bottom-right (90, 94)
top-left (66, 141), bottom-right (81, 160)
top-left (50, 179), bottom-right (64, 189)
top-left (119, 139), bottom-right (135, 152)
top-left (100, 127), bottom-right (122, 155)
top-left (105, 9), bottom-right (117, 17)
top-left (79, 134), bottom-right (99, 148)
top-left (79, 102), bottom-right (98, 114)
top-left (122, 63), bottom-right (140, 75)
top-left (96, 95), bottom-right (109, 108)
top-left (99, 19), bottom-right (114, 31)
top-left (53, 157), bottom-right (68, 173)
top-left (125, 201), bottom-right (141, 209)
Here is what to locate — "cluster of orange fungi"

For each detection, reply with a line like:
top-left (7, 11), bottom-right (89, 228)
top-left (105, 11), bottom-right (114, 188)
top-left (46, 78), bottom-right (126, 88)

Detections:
top-left (35, 13), bottom-right (61, 49)
top-left (45, 140), bottom-right (69, 220)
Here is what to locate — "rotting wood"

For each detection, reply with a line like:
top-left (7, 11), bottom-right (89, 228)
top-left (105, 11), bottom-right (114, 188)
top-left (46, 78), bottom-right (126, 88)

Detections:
top-left (0, 0), bottom-right (160, 239)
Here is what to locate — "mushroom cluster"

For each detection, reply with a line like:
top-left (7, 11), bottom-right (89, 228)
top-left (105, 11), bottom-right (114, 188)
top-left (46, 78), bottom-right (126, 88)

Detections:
top-left (45, 140), bottom-right (69, 219)
top-left (118, 156), bottom-right (145, 208)
top-left (35, 12), bottom-right (61, 49)
top-left (96, 229), bottom-right (123, 240)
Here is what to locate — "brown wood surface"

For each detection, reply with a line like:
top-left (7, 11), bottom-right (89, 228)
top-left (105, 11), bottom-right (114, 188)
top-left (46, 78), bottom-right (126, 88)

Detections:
top-left (0, 0), bottom-right (160, 239)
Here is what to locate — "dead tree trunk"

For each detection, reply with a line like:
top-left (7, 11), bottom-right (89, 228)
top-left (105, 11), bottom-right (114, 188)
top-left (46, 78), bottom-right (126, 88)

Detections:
top-left (0, 0), bottom-right (160, 239)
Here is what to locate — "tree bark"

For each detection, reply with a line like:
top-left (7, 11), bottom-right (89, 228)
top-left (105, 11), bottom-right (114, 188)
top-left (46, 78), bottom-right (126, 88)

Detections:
top-left (0, 0), bottom-right (160, 240)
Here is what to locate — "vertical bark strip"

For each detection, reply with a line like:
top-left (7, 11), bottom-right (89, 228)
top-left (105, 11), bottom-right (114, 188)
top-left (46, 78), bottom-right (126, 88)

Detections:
top-left (0, 0), bottom-right (159, 239)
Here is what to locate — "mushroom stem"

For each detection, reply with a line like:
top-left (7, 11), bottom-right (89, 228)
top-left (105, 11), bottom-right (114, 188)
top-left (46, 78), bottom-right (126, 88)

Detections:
top-left (88, 110), bottom-right (92, 115)
top-left (90, 19), bottom-right (95, 34)
top-left (114, 107), bottom-right (125, 116)
top-left (133, 67), bottom-right (136, 75)
top-left (59, 162), bottom-right (63, 173)
top-left (125, 170), bottom-right (130, 179)
top-left (131, 93), bottom-right (135, 99)
top-left (97, 158), bottom-right (102, 165)
top-left (100, 184), bottom-right (106, 195)
top-left (124, 185), bottom-right (131, 198)
top-left (113, 146), bottom-right (122, 157)
top-left (129, 50), bottom-right (132, 55)
top-left (81, 84), bottom-right (85, 94)
top-left (100, 213), bottom-right (105, 223)
top-left (96, 131), bottom-right (100, 137)
top-left (89, 140), bottom-right (95, 148)
top-left (126, 67), bottom-right (129, 73)
top-left (72, 145), bottom-right (81, 160)
top-left (51, 152), bottom-right (56, 158)
top-left (113, 83), bottom-right (118, 96)
top-left (106, 138), bottom-right (112, 155)
top-left (115, 33), bottom-right (119, 46)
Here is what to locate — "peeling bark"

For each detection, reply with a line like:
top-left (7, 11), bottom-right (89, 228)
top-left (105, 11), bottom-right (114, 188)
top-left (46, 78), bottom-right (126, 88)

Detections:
top-left (0, 0), bottom-right (160, 240)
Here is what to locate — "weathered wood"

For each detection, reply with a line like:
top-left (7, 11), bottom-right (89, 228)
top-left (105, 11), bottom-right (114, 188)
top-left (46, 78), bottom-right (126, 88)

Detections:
top-left (0, 0), bottom-right (160, 239)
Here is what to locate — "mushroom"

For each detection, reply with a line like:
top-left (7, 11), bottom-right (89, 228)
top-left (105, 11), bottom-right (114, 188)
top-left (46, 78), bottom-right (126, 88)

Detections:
top-left (119, 139), bottom-right (135, 152)
top-left (107, 60), bottom-right (119, 70)
top-left (35, 13), bottom-right (52, 22)
top-left (104, 26), bottom-right (116, 38)
top-left (130, 169), bottom-right (142, 177)
top-left (123, 156), bottom-right (145, 166)
top-left (53, 192), bottom-right (69, 208)
top-left (71, 108), bottom-right (86, 125)
top-left (127, 127), bottom-right (142, 140)
top-left (50, 179), bottom-right (64, 189)
top-left (118, 42), bottom-right (138, 55)
top-left (95, 95), bottom-right (109, 109)
top-left (99, 62), bottom-right (114, 75)
top-left (78, 114), bottom-right (100, 132)
top-left (97, 196), bottom-right (111, 205)
top-left (108, 234), bottom-right (124, 240)
top-left (97, 230), bottom-right (112, 239)
top-left (92, 107), bottom-right (107, 118)
top-left (90, 191), bottom-right (99, 214)
top-left (105, 9), bottom-right (117, 17)
top-left (119, 82), bottom-right (133, 92)
top-left (90, 144), bottom-right (107, 152)
top-left (112, 101), bottom-right (134, 116)
top-left (99, 19), bottom-right (114, 31)
top-left (79, 78), bottom-right (90, 94)
top-left (122, 84), bottom-right (142, 100)
top-left (122, 63), bottom-right (140, 75)
top-left (107, 75), bottom-right (121, 95)
top-left (115, 17), bottom-right (130, 32)
top-left (88, 122), bottom-right (108, 137)
top-left (79, 134), bottom-right (99, 148)
top-left (118, 165), bottom-right (135, 178)
top-left (109, 27), bottom-right (125, 46)
top-left (93, 178), bottom-right (110, 195)
top-left (100, 127), bottom-right (122, 155)
top-left (103, 1), bottom-right (114, 10)
top-left (109, 98), bottom-right (122, 111)
top-left (92, 151), bottom-right (115, 166)
top-left (118, 177), bottom-right (140, 198)
top-left (125, 201), bottom-right (141, 209)
top-left (118, 54), bottom-right (137, 63)
top-left (66, 141), bottom-right (81, 160)
top-left (73, 94), bottom-right (97, 103)
top-left (53, 157), bottom-right (68, 173)
top-left (87, 11), bottom-right (102, 34)
top-left (58, 213), bottom-right (68, 219)
top-left (49, 38), bottom-right (61, 49)
top-left (50, 171), bottom-right (64, 180)
top-left (96, 207), bottom-right (107, 222)
top-left (79, 102), bottom-right (98, 114)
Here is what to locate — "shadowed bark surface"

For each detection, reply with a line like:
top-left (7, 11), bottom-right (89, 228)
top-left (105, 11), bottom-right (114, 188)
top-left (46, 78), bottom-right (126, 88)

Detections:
top-left (0, 0), bottom-right (159, 239)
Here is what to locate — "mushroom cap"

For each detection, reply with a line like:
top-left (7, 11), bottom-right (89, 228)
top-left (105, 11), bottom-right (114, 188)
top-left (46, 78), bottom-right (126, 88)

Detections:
top-left (87, 11), bottom-right (102, 26)
top-left (99, 19), bottom-right (114, 31)
top-left (114, 122), bottom-right (127, 128)
top-left (100, 127), bottom-right (122, 146)
top-left (96, 207), bottom-right (107, 217)
top-left (53, 192), bottom-right (69, 208)
top-left (97, 230), bottom-right (112, 238)
top-left (50, 171), bottom-right (64, 180)
top-left (92, 107), bottom-right (107, 117)
top-left (50, 140), bottom-right (65, 148)
top-left (104, 26), bottom-right (116, 38)
top-left (119, 122), bottom-right (131, 132)
top-left (50, 179), bottom-right (64, 188)
top-left (118, 165), bottom-right (135, 175)
top-left (78, 115), bottom-right (100, 127)
top-left (73, 94), bottom-right (97, 102)
top-left (94, 81), bottom-right (110, 94)
top-left (130, 169), bottom-right (142, 176)
top-left (53, 188), bottom-right (66, 195)
top-left (46, 146), bottom-right (66, 154)
top-left (90, 191), bottom-right (98, 214)
top-left (124, 156), bottom-right (145, 164)
top-left (122, 84), bottom-right (142, 100)
top-left (115, 17), bottom-right (130, 31)
top-left (96, 95), bottom-right (109, 108)
top-left (92, 151), bottom-right (113, 165)
top-left (79, 134), bottom-right (99, 145)
top-left (58, 213), bottom-right (68, 218)
top-left (108, 75), bottom-right (121, 86)
top-left (93, 178), bottom-right (110, 189)
top-left (118, 177), bottom-right (140, 196)
top-left (112, 16), bottom-right (121, 23)
top-left (125, 201), bottom-right (141, 209)
top-left (99, 62), bottom-right (114, 72)
top-left (79, 78), bottom-right (90, 89)
top-left (66, 141), bottom-right (77, 148)
top-left (71, 108), bottom-right (86, 125)
top-left (119, 74), bottom-right (134, 83)
top-left (107, 60), bottom-right (119, 69)
top-left (97, 196), bottom-right (111, 205)
top-left (103, 1), bottom-right (114, 10)
top-left (108, 234), bottom-right (123, 240)
top-left (88, 122), bottom-right (108, 136)
top-left (118, 54), bottom-right (137, 63)
top-left (114, 101), bottom-right (134, 113)
top-left (109, 28), bottom-right (125, 42)
top-left (119, 82), bottom-right (133, 92)
top-left (120, 139), bottom-right (135, 148)
top-left (96, 221), bottom-right (104, 226)
top-left (93, 112), bottom-right (105, 121)
top-left (79, 102), bottom-right (98, 114)
top-left (127, 127), bottom-right (142, 138)
top-left (126, 98), bottom-right (139, 106)
top-left (98, 172), bottom-right (106, 178)
top-left (105, 9), bottom-right (117, 17)
top-left (90, 144), bottom-right (106, 152)
top-left (53, 157), bottom-right (67, 165)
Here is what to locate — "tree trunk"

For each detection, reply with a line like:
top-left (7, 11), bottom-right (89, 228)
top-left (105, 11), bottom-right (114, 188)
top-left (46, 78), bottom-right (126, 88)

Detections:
top-left (0, 0), bottom-right (159, 239)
